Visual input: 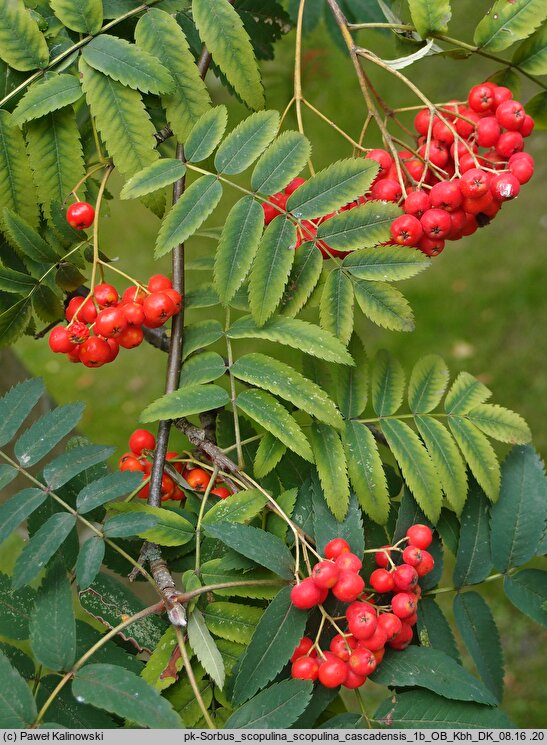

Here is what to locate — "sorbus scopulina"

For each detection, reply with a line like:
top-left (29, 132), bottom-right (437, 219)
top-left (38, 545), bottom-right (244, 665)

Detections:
top-left (66, 201), bottom-right (95, 229)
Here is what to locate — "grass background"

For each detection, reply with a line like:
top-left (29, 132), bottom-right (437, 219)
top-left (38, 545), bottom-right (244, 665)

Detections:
top-left (10, 1), bottom-right (547, 727)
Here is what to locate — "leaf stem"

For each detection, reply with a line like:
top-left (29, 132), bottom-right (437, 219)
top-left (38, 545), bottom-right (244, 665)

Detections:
top-left (177, 579), bottom-right (287, 603)
top-left (425, 570), bottom-right (512, 596)
top-left (225, 308), bottom-right (244, 468)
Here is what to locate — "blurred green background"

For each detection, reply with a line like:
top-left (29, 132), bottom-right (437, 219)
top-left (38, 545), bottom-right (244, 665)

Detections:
top-left (10, 1), bottom-right (547, 727)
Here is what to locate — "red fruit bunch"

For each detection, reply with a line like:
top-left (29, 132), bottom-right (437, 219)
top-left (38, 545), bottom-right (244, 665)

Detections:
top-left (290, 525), bottom-right (435, 690)
top-left (264, 83), bottom-right (534, 261)
top-left (48, 275), bottom-right (182, 368)
top-left (118, 429), bottom-right (233, 503)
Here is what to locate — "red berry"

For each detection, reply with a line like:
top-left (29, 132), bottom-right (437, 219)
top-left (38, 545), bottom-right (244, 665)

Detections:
top-left (128, 429), bottom-right (156, 455)
top-left (291, 656), bottom-right (319, 681)
top-left (119, 455), bottom-right (144, 473)
top-left (121, 286), bottom-right (146, 305)
top-left (318, 655), bottom-right (348, 688)
top-left (342, 668), bottom-right (366, 689)
top-left (185, 468), bottom-right (211, 491)
top-left (490, 173), bottom-right (520, 202)
top-left (377, 613), bottom-right (402, 641)
top-left (324, 538), bottom-right (350, 560)
top-left (311, 560), bottom-right (340, 589)
top-left (122, 302), bottom-right (145, 326)
top-left (468, 84), bottom-right (495, 113)
top-left (406, 524), bottom-right (433, 549)
top-left (370, 179), bottom-right (402, 202)
top-left (94, 283), bottom-right (118, 308)
top-left (388, 621), bottom-right (414, 650)
top-left (291, 636), bottom-right (315, 662)
top-left (402, 545), bottom-right (423, 567)
top-left (143, 292), bottom-right (176, 324)
top-left (211, 487), bottom-right (231, 499)
top-left (403, 158), bottom-right (427, 182)
top-left (366, 148), bottom-right (393, 178)
top-left (390, 214), bottom-right (423, 246)
top-left (161, 474), bottom-right (176, 501)
top-left (369, 568), bottom-right (395, 593)
top-left (403, 190), bottom-right (430, 217)
top-left (163, 288), bottom-right (182, 314)
top-left (66, 201), bottom-right (95, 230)
top-left (492, 86), bottom-right (512, 108)
top-left (94, 307), bottom-right (127, 338)
top-left (79, 337), bottom-right (112, 368)
top-left (495, 131), bottom-right (524, 159)
top-left (509, 154), bottom-right (534, 184)
top-left (415, 550), bottom-right (435, 577)
top-left (346, 600), bottom-right (374, 621)
top-left (104, 338), bottom-right (119, 363)
top-left (335, 552), bottom-right (362, 573)
top-left (291, 578), bottom-right (322, 610)
top-left (495, 99), bottom-right (525, 130)
top-left (391, 592), bottom-right (417, 619)
top-left (66, 296), bottom-right (97, 324)
top-left (117, 325), bottom-right (144, 349)
top-left (67, 321), bottom-right (90, 345)
top-left (462, 192), bottom-right (495, 215)
top-left (429, 181), bottom-right (462, 213)
top-left (374, 546), bottom-right (392, 568)
top-left (418, 140), bottom-right (449, 169)
top-left (359, 626), bottom-right (387, 652)
top-left (460, 168), bottom-right (491, 198)
top-left (284, 177), bottom-right (306, 196)
top-left (455, 109), bottom-right (480, 138)
top-left (263, 192), bottom-right (288, 224)
top-left (48, 326), bottom-right (76, 353)
top-left (414, 108), bottom-right (436, 136)
top-left (330, 634), bottom-right (357, 662)
top-left (520, 114), bottom-right (534, 137)
top-left (448, 209), bottom-right (467, 240)
top-left (462, 213), bottom-right (478, 236)
top-left (476, 116), bottom-right (501, 148)
top-left (420, 208), bottom-right (451, 239)
top-left (392, 564), bottom-right (419, 592)
top-left (349, 647), bottom-right (377, 676)
top-left (347, 604), bottom-right (378, 640)
top-left (432, 119), bottom-right (454, 145)
top-left (332, 572), bottom-right (365, 603)
top-left (148, 274), bottom-right (172, 293)
top-left (418, 235), bottom-right (445, 256)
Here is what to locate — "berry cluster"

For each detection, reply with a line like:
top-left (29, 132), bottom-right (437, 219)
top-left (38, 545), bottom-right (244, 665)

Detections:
top-left (264, 83), bottom-right (534, 259)
top-left (48, 275), bottom-right (182, 368)
top-left (289, 524), bottom-right (434, 690)
top-left (117, 429), bottom-right (232, 502)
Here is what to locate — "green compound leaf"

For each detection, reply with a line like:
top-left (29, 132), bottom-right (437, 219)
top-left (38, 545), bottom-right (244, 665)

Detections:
top-left (279, 242), bottom-right (323, 317)
top-left (381, 418), bottom-right (442, 523)
top-left (490, 445), bottom-right (547, 572)
top-left (0, 488), bottom-right (48, 547)
top-left (504, 569), bottom-right (547, 627)
top-left (26, 107), bottom-right (86, 220)
top-left (30, 561), bottom-right (76, 672)
top-left (184, 106), bottom-right (228, 163)
top-left (215, 111), bottom-right (279, 175)
top-left (75, 537), bottom-right (105, 590)
top-left (474, 0), bottom-right (547, 53)
top-left (233, 587), bottom-right (306, 704)
top-left (286, 159), bottom-right (378, 219)
top-left (417, 597), bottom-right (461, 662)
top-left (32, 285), bottom-right (64, 324)
top-left (79, 57), bottom-right (158, 177)
top-left (353, 279), bottom-right (415, 332)
top-left (445, 371), bottom-right (492, 414)
top-left (254, 433), bottom-right (287, 478)
top-left (0, 572), bottom-right (36, 640)
top-left (103, 512), bottom-right (159, 539)
top-left (524, 90), bottom-right (547, 129)
top-left (448, 416), bottom-right (500, 502)
top-left (408, 354), bottom-right (450, 413)
top-left (72, 664), bottom-right (183, 728)
top-left (11, 73), bottom-right (82, 127)
top-left (310, 474), bottom-right (365, 556)
top-left (466, 403), bottom-right (531, 444)
top-left (12, 513), bottom-right (77, 589)
top-left (188, 608), bottom-right (225, 690)
top-left (454, 592), bottom-right (504, 703)
top-left (512, 22), bottom-right (547, 74)
top-left (179, 351), bottom-right (226, 387)
top-left (201, 560), bottom-right (279, 599)
top-left (141, 383), bottom-right (229, 423)
top-left (251, 131), bottom-right (311, 195)
top-left (44, 445), bottom-right (114, 490)
top-left (236, 388), bottom-right (313, 462)
top-left (227, 314), bottom-right (353, 365)
top-left (0, 650), bottom-right (37, 727)
top-left (0, 265), bottom-right (36, 294)
top-left (0, 465), bottom-right (17, 490)
top-left (76, 471), bottom-right (142, 514)
top-left (248, 215), bottom-right (296, 327)
top-left (319, 201), bottom-right (403, 252)
top-left (375, 689), bottom-right (513, 728)
top-left (214, 196), bottom-right (264, 305)
top-left (15, 402), bottom-right (84, 468)
top-left (344, 420), bottom-right (390, 525)
top-left (225, 679), bottom-right (313, 729)
top-left (231, 352), bottom-right (343, 429)
top-left (107, 503), bottom-right (194, 547)
top-left (155, 175), bottom-right (223, 259)
top-left (0, 0), bottom-right (49, 71)
top-left (135, 8), bottom-right (210, 140)
top-left (120, 159), bottom-right (186, 201)
top-left (204, 522), bottom-right (294, 579)
top-left (50, 0), bottom-right (103, 34)
top-left (193, 0), bottom-right (264, 110)
top-left (203, 602), bottom-right (262, 645)
top-left (203, 489), bottom-right (267, 526)
top-left (182, 319), bottom-right (224, 360)
top-left (0, 377), bottom-right (44, 447)
top-left (453, 482), bottom-right (493, 588)
top-left (336, 333), bottom-right (368, 419)
top-left (0, 111), bottom-right (39, 229)
top-left (408, 0), bottom-right (451, 39)
top-left (415, 415), bottom-right (468, 516)
top-left (370, 646), bottom-right (497, 705)
top-left (320, 268), bottom-right (354, 346)
top-left (372, 348), bottom-right (405, 417)
top-left (82, 35), bottom-right (173, 95)
top-left (0, 297), bottom-right (32, 347)
top-left (309, 422), bottom-right (350, 521)
top-left (3, 208), bottom-right (58, 263)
